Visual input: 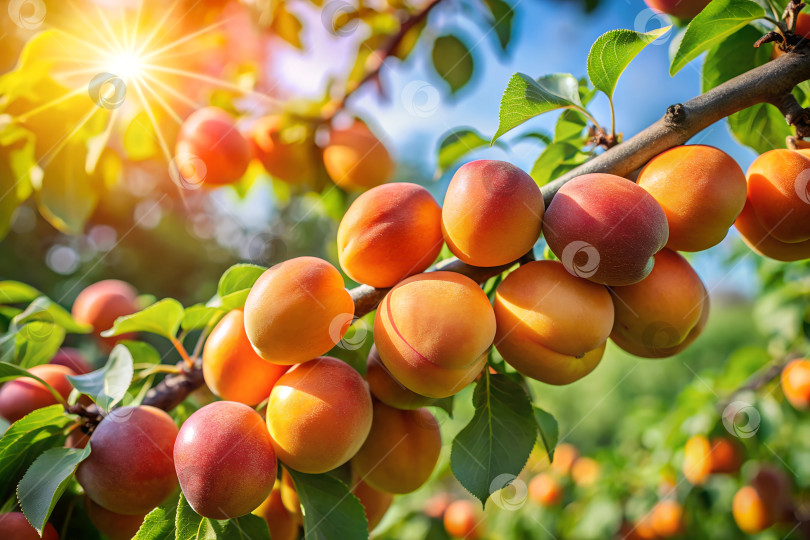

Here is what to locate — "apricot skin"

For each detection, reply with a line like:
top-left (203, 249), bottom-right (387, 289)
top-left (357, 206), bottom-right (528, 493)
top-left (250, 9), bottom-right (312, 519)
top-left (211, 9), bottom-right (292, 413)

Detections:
top-left (782, 359), bottom-right (810, 410)
top-left (71, 279), bottom-right (139, 349)
top-left (366, 345), bottom-right (433, 410)
top-left (0, 512), bottom-right (59, 540)
top-left (493, 260), bottom-right (614, 385)
top-left (252, 483), bottom-right (299, 540)
top-left (77, 406), bottom-right (178, 515)
top-left (266, 357), bottom-right (373, 474)
top-left (374, 271), bottom-right (496, 398)
top-left (443, 500), bottom-right (482, 539)
top-left (0, 364), bottom-right (76, 423)
top-left (637, 145), bottom-right (746, 252)
top-left (352, 401), bottom-right (441, 494)
top-left (610, 249), bottom-right (708, 359)
top-left (50, 347), bottom-right (93, 374)
top-left (248, 115), bottom-right (313, 185)
top-left (735, 199), bottom-right (810, 261)
top-left (441, 160), bottom-right (544, 267)
top-left (337, 182), bottom-right (443, 287)
top-left (244, 257), bottom-right (354, 365)
top-left (202, 309), bottom-right (288, 405)
top-left (528, 473), bottom-right (562, 507)
top-left (644, 0), bottom-right (709, 18)
top-left (85, 496), bottom-right (145, 540)
top-left (323, 120), bottom-right (394, 191)
top-left (352, 479), bottom-right (393, 531)
top-left (175, 401), bottom-right (277, 519)
top-left (733, 486), bottom-right (772, 534)
top-left (543, 173), bottom-right (669, 286)
top-left (650, 500), bottom-right (684, 538)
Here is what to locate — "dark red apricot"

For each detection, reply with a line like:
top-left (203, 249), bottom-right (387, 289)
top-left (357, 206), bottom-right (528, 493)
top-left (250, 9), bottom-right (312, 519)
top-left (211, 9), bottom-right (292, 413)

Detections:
top-left (643, 0), bottom-right (709, 19)
top-left (85, 496), bottom-right (145, 540)
top-left (71, 279), bottom-right (139, 349)
top-left (50, 347), bottom-right (93, 374)
top-left (365, 345), bottom-right (433, 410)
top-left (0, 364), bottom-right (76, 423)
top-left (323, 120), bottom-right (394, 191)
top-left (0, 512), bottom-right (59, 540)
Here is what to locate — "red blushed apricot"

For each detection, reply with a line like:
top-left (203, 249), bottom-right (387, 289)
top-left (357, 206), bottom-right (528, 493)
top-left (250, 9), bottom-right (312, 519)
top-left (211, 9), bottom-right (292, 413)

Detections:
top-left (374, 272), bottom-right (496, 398)
top-left (266, 357), bottom-right (373, 474)
top-left (175, 401), bottom-right (277, 519)
top-left (650, 500), bottom-right (684, 538)
top-left (323, 120), bottom-right (394, 191)
top-left (733, 486), bottom-right (773, 534)
top-left (337, 182), bottom-right (443, 287)
top-left (424, 492), bottom-right (452, 518)
top-left (443, 500), bottom-right (483, 539)
top-left (637, 145), bottom-right (746, 252)
top-left (493, 260), bottom-right (614, 385)
top-left (543, 174), bottom-right (669, 286)
top-left (175, 106), bottom-right (251, 186)
top-left (51, 347), bottom-right (93, 374)
top-left (366, 345), bottom-right (433, 410)
top-left (85, 496), bottom-right (145, 540)
top-left (441, 160), bottom-right (544, 267)
top-left (248, 115), bottom-right (314, 185)
top-left (72, 279), bottom-right (139, 349)
top-left (0, 512), bottom-right (59, 540)
top-left (77, 406), bottom-right (178, 515)
top-left (609, 249), bottom-right (708, 359)
top-left (352, 401), bottom-right (441, 494)
top-left (65, 422), bottom-right (90, 449)
top-left (781, 359), bottom-right (810, 410)
top-left (528, 473), bottom-right (562, 507)
top-left (253, 483), bottom-right (299, 540)
top-left (0, 364), bottom-right (76, 423)
top-left (709, 437), bottom-right (743, 474)
top-left (643, 0), bottom-right (709, 18)
top-left (244, 257), bottom-right (354, 365)
top-left (735, 199), bottom-right (810, 261)
top-left (352, 478), bottom-right (394, 531)
top-left (745, 150), bottom-right (810, 243)
top-left (202, 309), bottom-right (288, 405)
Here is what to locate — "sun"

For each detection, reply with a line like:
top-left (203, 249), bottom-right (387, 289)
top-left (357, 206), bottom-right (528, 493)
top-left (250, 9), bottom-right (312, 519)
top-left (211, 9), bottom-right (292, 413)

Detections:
top-left (106, 51), bottom-right (144, 81)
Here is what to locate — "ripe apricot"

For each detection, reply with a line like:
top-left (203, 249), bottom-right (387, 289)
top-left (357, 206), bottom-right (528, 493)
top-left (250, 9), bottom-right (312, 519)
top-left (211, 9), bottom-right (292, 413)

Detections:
top-left (175, 106), bottom-right (250, 186)
top-left (50, 347), bottom-right (93, 374)
top-left (278, 469), bottom-right (302, 523)
top-left (424, 492), bottom-right (452, 518)
top-left (637, 145), bottom-right (746, 252)
top-left (374, 271), bottom-right (496, 398)
top-left (248, 115), bottom-right (313, 185)
top-left (366, 345), bottom-right (433, 410)
top-left (571, 457), bottom-right (601, 487)
top-left (352, 478), bottom-right (394, 531)
top-left (550, 443), bottom-right (579, 475)
top-left (244, 257), bottom-right (354, 365)
top-left (65, 422), bottom-right (90, 449)
top-left (443, 500), bottom-right (483, 539)
top-left (71, 279), bottom-right (139, 349)
top-left (610, 249), bottom-right (708, 359)
top-left (543, 173), bottom-right (668, 286)
top-left (202, 309), bottom-right (288, 405)
top-left (175, 401), bottom-right (276, 518)
top-left (734, 199), bottom-right (810, 261)
top-left (751, 464), bottom-right (793, 523)
top-left (323, 120), bottom-right (394, 190)
top-left (78, 406), bottom-right (178, 515)
top-left (337, 182), bottom-right (443, 287)
top-left (441, 160), bottom-right (544, 267)
top-left (650, 500), bottom-right (684, 537)
top-left (266, 357), bottom-right (372, 474)
top-left (528, 473), bottom-right (563, 506)
top-left (643, 0), bottom-right (709, 19)
top-left (0, 512), bottom-right (59, 540)
top-left (253, 483), bottom-right (299, 540)
top-left (682, 435), bottom-right (711, 484)
top-left (709, 437), bottom-right (743, 474)
top-left (352, 401), bottom-right (441, 494)
top-left (0, 364), bottom-right (76, 423)
top-left (85, 496), bottom-right (145, 540)
top-left (493, 260), bottom-right (614, 385)
top-left (733, 486), bottom-right (772, 534)
top-left (781, 359), bottom-right (810, 410)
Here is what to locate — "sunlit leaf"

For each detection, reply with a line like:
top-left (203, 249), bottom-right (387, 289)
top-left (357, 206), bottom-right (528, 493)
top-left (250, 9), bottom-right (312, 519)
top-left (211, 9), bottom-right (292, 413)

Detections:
top-left (432, 35), bottom-right (474, 94)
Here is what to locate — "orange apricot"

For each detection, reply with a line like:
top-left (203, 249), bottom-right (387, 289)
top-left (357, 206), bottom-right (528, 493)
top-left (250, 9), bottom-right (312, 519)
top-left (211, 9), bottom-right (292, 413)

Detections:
top-left (373, 271), bottom-right (496, 398)
top-left (244, 257), bottom-right (354, 365)
top-left (0, 512), bottom-right (59, 540)
top-left (365, 345), bottom-right (433, 410)
top-left (266, 357), bottom-right (373, 474)
top-left (248, 115), bottom-right (313, 185)
top-left (337, 182), bottom-right (443, 287)
top-left (85, 496), bottom-right (145, 540)
top-left (734, 198), bottom-right (810, 261)
top-left (50, 347), bottom-right (93, 374)
top-left (493, 260), bottom-right (614, 385)
top-left (571, 457), bottom-right (601, 487)
top-left (733, 486), bottom-right (773, 534)
top-left (443, 500), bottom-right (483, 539)
top-left (637, 145), bottom-right (746, 252)
top-left (781, 359), bottom-right (810, 410)
top-left (323, 120), bottom-right (394, 190)
top-left (279, 469), bottom-right (303, 524)
top-left (253, 482), bottom-right (299, 540)
top-left (682, 435), bottom-right (711, 485)
top-left (352, 478), bottom-right (394, 531)
top-left (550, 443), bottom-right (580, 476)
top-left (0, 364), bottom-right (76, 423)
top-left (610, 249), bottom-right (708, 359)
top-left (643, 0), bottom-right (709, 18)
top-left (352, 401), bottom-right (441, 494)
top-left (650, 500), bottom-right (684, 538)
top-left (72, 279), bottom-right (139, 349)
top-left (528, 473), bottom-right (563, 507)
top-left (441, 160), bottom-right (544, 267)
top-left (709, 437), bottom-right (743, 474)
top-left (202, 309), bottom-right (288, 405)
top-left (424, 492), bottom-right (452, 518)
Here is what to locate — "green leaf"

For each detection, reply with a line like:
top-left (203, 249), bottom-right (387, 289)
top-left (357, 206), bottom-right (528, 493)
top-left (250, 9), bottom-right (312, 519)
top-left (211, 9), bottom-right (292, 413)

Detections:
top-left (530, 142), bottom-right (591, 187)
top-left (436, 128), bottom-right (492, 171)
top-left (217, 264), bottom-right (266, 297)
top-left (533, 407), bottom-right (559, 462)
top-left (727, 104), bottom-right (792, 155)
top-left (181, 304), bottom-right (224, 332)
top-left (450, 373), bottom-right (537, 506)
top-left (554, 109), bottom-right (589, 143)
top-left (287, 469), bottom-right (369, 540)
top-left (118, 340), bottom-right (161, 366)
top-left (18, 445), bottom-right (91, 535)
top-left (492, 73), bottom-right (587, 143)
top-left (0, 125), bottom-right (35, 241)
top-left (670, 0), bottom-right (765, 75)
top-left (133, 494), bottom-right (179, 540)
top-left (432, 35), bottom-right (475, 94)
top-left (13, 296), bottom-right (92, 334)
top-left (482, 0), bottom-right (515, 51)
top-left (0, 281), bottom-right (41, 305)
top-left (101, 299), bottom-right (184, 340)
top-left (175, 493), bottom-right (270, 540)
top-left (13, 322), bottom-right (66, 368)
top-left (515, 131), bottom-right (553, 145)
top-left (587, 27), bottom-right (671, 100)
top-left (67, 344), bottom-right (133, 411)
top-left (701, 25), bottom-right (770, 92)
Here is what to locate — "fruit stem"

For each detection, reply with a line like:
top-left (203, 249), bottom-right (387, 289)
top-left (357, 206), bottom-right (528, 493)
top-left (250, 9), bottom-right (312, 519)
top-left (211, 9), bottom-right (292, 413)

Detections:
top-left (170, 336), bottom-right (195, 369)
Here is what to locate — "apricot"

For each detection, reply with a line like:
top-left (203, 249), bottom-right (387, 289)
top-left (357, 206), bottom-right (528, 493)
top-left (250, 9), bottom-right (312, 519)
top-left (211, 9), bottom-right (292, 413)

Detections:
top-left (174, 106), bottom-right (251, 186)
top-left (650, 500), bottom-right (684, 537)
top-left (366, 345), bottom-right (433, 410)
top-left (278, 469), bottom-right (302, 523)
top-left (610, 249), bottom-right (708, 359)
top-left (733, 486), bottom-right (772, 534)
top-left (643, 0), bottom-right (709, 19)
top-left (682, 435), bottom-right (711, 485)
top-left (50, 347), bottom-right (93, 374)
top-left (248, 115), bottom-right (313, 185)
top-left (374, 271), bottom-right (496, 398)
top-left (323, 120), bottom-right (394, 191)
top-left (85, 496), bottom-right (145, 540)
top-left (441, 160), bottom-right (544, 267)
top-left (266, 357), bottom-right (372, 474)
top-left (352, 401), bottom-right (441, 494)
top-left (352, 478), bottom-right (394, 530)
top-left (0, 364), bottom-right (76, 423)
top-left (244, 257), bottom-right (354, 365)
top-left (781, 359), bottom-right (810, 410)
top-left (424, 492), bottom-right (452, 518)
top-left (709, 437), bottom-right (743, 474)
top-left (71, 279), bottom-right (139, 349)
top-left (751, 464), bottom-right (793, 523)
top-left (528, 473), bottom-right (563, 507)
top-left (637, 145), bottom-right (746, 252)
top-left (337, 182), bottom-right (443, 287)
top-left (0, 512), bottom-right (59, 540)
top-left (493, 260), bottom-right (613, 385)
top-left (253, 483), bottom-right (299, 540)
top-left (443, 500), bottom-right (483, 539)
top-left (543, 173), bottom-right (669, 286)
top-left (175, 401), bottom-right (276, 518)
top-left (77, 405), bottom-right (178, 515)
top-left (571, 457), bottom-right (601, 487)
top-left (550, 443), bottom-right (579, 475)
top-left (734, 199), bottom-right (810, 261)
top-left (202, 309), bottom-right (288, 405)
top-left (65, 422), bottom-right (91, 449)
